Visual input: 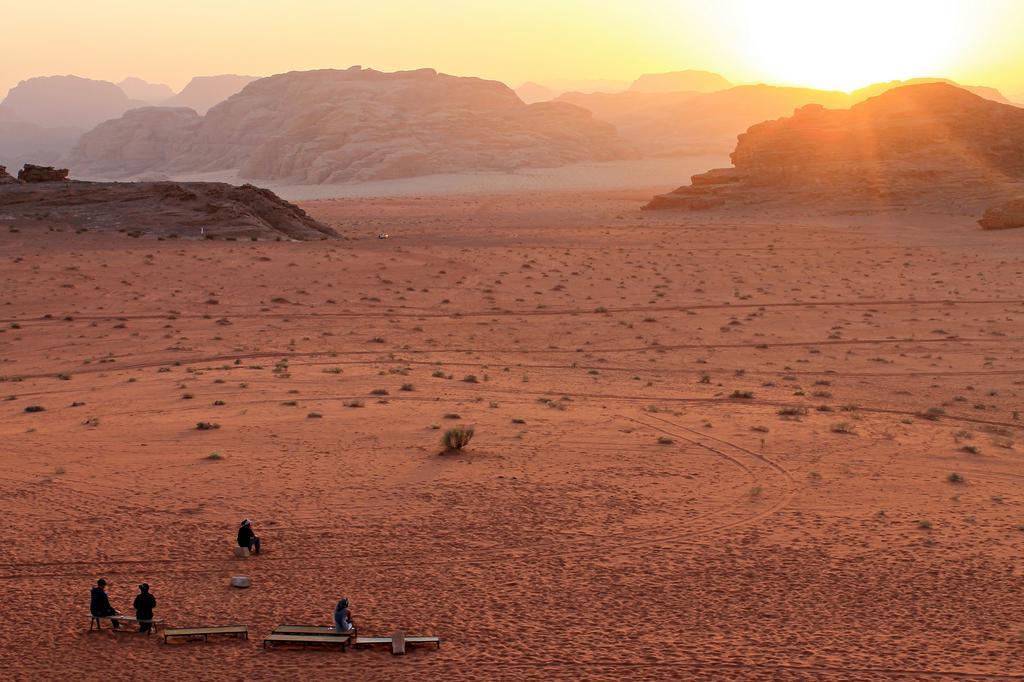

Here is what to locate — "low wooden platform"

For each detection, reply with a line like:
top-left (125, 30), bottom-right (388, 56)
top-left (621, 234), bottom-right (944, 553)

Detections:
top-left (262, 633), bottom-right (350, 650)
top-left (88, 614), bottom-right (164, 634)
top-left (163, 625), bottom-right (248, 644)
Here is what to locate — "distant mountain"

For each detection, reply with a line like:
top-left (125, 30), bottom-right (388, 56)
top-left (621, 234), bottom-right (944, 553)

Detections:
top-left (515, 82), bottom-right (557, 103)
top-left (1, 75), bottom-right (144, 130)
top-left (71, 67), bottom-right (629, 183)
top-left (161, 75), bottom-right (258, 114)
top-left (557, 84), bottom-right (850, 156)
top-left (118, 77), bottom-right (175, 104)
top-left (851, 78), bottom-right (1011, 105)
top-left (628, 70), bottom-right (731, 94)
top-left (646, 83), bottom-right (1024, 212)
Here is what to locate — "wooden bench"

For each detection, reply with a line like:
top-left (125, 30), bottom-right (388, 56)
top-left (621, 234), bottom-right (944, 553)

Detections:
top-left (88, 614), bottom-right (164, 634)
top-left (163, 625), bottom-right (249, 644)
top-left (273, 625), bottom-right (354, 637)
top-left (354, 634), bottom-right (441, 652)
top-left (262, 633), bottom-right (350, 651)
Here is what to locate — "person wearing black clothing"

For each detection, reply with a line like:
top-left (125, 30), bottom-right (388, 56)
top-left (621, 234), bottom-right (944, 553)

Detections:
top-left (132, 583), bottom-right (157, 633)
top-left (90, 578), bottom-right (120, 629)
top-left (237, 519), bottom-right (261, 554)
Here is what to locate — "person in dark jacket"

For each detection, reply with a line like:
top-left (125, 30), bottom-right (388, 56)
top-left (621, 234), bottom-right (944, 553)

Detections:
top-left (333, 598), bottom-right (355, 633)
top-left (237, 519), bottom-right (261, 554)
top-left (90, 578), bottom-right (120, 629)
top-left (132, 583), bottom-right (157, 633)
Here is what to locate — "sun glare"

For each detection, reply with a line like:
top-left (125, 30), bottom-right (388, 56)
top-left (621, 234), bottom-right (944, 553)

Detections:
top-left (734, 0), bottom-right (969, 92)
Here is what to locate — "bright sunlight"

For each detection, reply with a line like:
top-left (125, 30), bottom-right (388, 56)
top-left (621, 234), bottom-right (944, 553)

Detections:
top-left (733, 0), bottom-right (970, 92)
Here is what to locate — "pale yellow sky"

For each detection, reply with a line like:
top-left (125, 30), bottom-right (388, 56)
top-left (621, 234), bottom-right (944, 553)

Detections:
top-left (3, 0), bottom-right (1023, 99)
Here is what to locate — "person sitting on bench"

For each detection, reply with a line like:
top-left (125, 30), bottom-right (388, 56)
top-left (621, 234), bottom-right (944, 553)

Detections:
top-left (90, 578), bottom-right (120, 629)
top-left (237, 519), bottom-right (261, 555)
top-left (334, 598), bottom-right (355, 634)
top-left (133, 583), bottom-right (157, 633)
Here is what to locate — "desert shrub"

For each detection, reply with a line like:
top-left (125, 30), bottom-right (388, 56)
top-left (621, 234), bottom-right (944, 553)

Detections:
top-left (24, 405), bottom-right (45, 413)
top-left (307, 411), bottom-right (323, 419)
top-left (369, 388), bottom-right (388, 396)
top-left (196, 421), bottom-right (221, 430)
top-left (345, 399), bottom-right (364, 408)
top-left (777, 406), bottom-right (807, 417)
top-left (948, 472), bottom-right (965, 484)
top-left (730, 390), bottom-right (754, 399)
top-left (400, 383), bottom-right (414, 391)
top-left (657, 436), bottom-right (674, 445)
top-left (442, 425), bottom-right (475, 451)
top-left (213, 400), bottom-right (226, 406)
top-left (831, 422), bottom-right (855, 434)
top-left (463, 374), bottom-right (479, 383)
top-left (431, 370), bottom-right (446, 378)
top-left (206, 452), bottom-right (223, 460)
top-left (916, 407), bottom-right (945, 421)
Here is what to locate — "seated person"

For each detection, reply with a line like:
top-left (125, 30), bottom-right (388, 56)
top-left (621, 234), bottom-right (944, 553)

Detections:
top-left (334, 598), bottom-right (355, 633)
top-left (132, 583), bottom-right (157, 633)
top-left (90, 578), bottom-right (120, 629)
top-left (237, 519), bottom-right (261, 554)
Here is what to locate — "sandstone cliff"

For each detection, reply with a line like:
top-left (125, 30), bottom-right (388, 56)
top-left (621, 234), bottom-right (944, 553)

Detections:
top-left (645, 83), bottom-right (1024, 213)
top-left (70, 67), bottom-right (628, 183)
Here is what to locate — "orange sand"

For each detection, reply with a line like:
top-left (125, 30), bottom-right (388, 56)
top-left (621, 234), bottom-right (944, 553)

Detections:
top-left (1, 191), bottom-right (1023, 680)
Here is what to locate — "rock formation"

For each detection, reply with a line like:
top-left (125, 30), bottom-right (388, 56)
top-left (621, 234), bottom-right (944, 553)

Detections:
top-left (160, 75), bottom-right (258, 114)
top-left (0, 165), bottom-right (18, 184)
top-left (17, 164), bottom-right (69, 182)
top-left (850, 78), bottom-right (1012, 105)
top-left (0, 75), bottom-right (145, 130)
top-left (118, 77), bottom-right (175, 104)
top-left (557, 85), bottom-right (851, 157)
top-left (0, 175), bottom-right (337, 240)
top-left (628, 70), bottom-right (732, 94)
top-left (978, 197), bottom-right (1024, 230)
top-left (515, 82), bottom-right (557, 103)
top-left (645, 83), bottom-right (1024, 212)
top-left (71, 67), bottom-right (628, 183)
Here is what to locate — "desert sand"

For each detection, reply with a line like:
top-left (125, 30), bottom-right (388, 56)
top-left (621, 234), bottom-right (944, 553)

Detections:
top-left (1, 189), bottom-right (1024, 681)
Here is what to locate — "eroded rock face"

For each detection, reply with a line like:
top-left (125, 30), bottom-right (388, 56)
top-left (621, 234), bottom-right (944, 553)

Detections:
top-left (978, 197), bottom-right (1024, 230)
top-left (1, 75), bottom-right (144, 130)
top-left (17, 164), bottom-right (69, 182)
top-left (0, 179), bottom-right (337, 240)
top-left (161, 75), bottom-right (258, 114)
top-left (71, 67), bottom-right (628, 183)
top-left (646, 83), bottom-right (1024, 211)
top-left (0, 165), bottom-right (18, 184)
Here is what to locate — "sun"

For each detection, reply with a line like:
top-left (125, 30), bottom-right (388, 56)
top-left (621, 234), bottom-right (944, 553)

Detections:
top-left (733, 0), bottom-right (969, 92)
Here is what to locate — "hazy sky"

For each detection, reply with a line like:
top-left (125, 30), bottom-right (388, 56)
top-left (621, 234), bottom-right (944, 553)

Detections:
top-left (3, 0), bottom-right (1024, 98)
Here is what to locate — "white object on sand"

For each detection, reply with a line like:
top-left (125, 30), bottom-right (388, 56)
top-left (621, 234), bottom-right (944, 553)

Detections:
top-left (230, 575), bottom-right (251, 588)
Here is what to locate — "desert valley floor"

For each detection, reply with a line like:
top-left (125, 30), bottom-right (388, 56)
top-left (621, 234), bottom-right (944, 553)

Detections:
top-left (2, 191), bottom-right (1024, 680)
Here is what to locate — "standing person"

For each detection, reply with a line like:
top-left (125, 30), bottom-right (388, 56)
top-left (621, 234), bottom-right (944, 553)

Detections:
top-left (90, 578), bottom-right (120, 630)
top-left (132, 583), bottom-right (157, 633)
top-left (237, 519), bottom-right (261, 555)
top-left (334, 598), bottom-right (355, 633)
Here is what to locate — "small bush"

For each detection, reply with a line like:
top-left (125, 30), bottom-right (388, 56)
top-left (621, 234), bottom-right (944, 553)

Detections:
top-left (948, 472), bottom-right (964, 484)
top-left (400, 383), bottom-right (414, 391)
top-left (206, 452), bottom-right (223, 460)
top-left (657, 436), bottom-right (674, 445)
top-left (463, 374), bottom-right (479, 383)
top-left (196, 421), bottom-right (221, 430)
top-left (24, 405), bottom-right (45, 413)
top-left (345, 399), bottom-right (364, 408)
top-left (307, 411), bottom-right (323, 419)
top-left (369, 388), bottom-right (389, 396)
top-left (730, 390), bottom-right (754, 399)
top-left (442, 425), bottom-right (475, 451)
top-left (831, 422), bottom-right (855, 435)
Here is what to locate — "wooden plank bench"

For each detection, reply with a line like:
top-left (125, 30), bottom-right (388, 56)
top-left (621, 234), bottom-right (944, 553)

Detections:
top-left (262, 633), bottom-right (350, 651)
top-left (273, 625), bottom-right (353, 636)
top-left (354, 634), bottom-right (441, 652)
top-left (88, 614), bottom-right (164, 634)
top-left (163, 625), bottom-right (249, 644)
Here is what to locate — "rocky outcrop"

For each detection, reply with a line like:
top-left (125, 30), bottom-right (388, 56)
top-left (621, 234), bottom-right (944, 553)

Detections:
top-left (628, 70), bottom-right (732, 94)
top-left (978, 197), bottom-right (1024, 230)
top-left (1, 75), bottom-right (145, 130)
top-left (558, 85), bottom-right (851, 157)
top-left (17, 164), bottom-right (69, 182)
top-left (0, 177), bottom-right (337, 240)
top-left (0, 165), bottom-right (18, 184)
top-left (71, 67), bottom-right (628, 183)
top-left (851, 78), bottom-right (1012, 105)
top-left (515, 82), bottom-right (557, 104)
top-left (160, 75), bottom-right (258, 114)
top-left (118, 77), bottom-right (175, 104)
top-left (646, 83), bottom-right (1024, 211)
